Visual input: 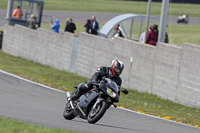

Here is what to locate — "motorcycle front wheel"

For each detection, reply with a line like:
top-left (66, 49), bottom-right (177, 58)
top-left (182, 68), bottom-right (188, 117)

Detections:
top-left (87, 101), bottom-right (109, 124)
top-left (63, 103), bottom-right (76, 120)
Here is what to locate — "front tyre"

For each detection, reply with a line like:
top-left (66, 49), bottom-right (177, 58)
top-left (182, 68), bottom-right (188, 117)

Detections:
top-left (88, 101), bottom-right (109, 124)
top-left (63, 104), bottom-right (76, 120)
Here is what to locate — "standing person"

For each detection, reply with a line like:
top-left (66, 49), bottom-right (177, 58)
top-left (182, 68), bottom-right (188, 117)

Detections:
top-left (139, 31), bottom-right (145, 43)
top-left (153, 24), bottom-right (169, 43)
top-left (84, 19), bottom-right (92, 34)
top-left (153, 24), bottom-right (159, 42)
top-left (111, 24), bottom-right (124, 40)
top-left (165, 32), bottom-right (169, 43)
top-left (12, 5), bottom-right (23, 18)
top-left (145, 25), bottom-right (158, 46)
top-left (27, 14), bottom-right (37, 29)
top-left (50, 19), bottom-right (60, 33)
top-left (71, 59), bottom-right (124, 100)
top-left (91, 15), bottom-right (99, 35)
top-left (164, 24), bottom-right (169, 43)
top-left (64, 17), bottom-right (76, 34)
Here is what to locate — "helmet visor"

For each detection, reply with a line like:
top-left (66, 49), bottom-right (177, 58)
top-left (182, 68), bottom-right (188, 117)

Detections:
top-left (114, 67), bottom-right (122, 75)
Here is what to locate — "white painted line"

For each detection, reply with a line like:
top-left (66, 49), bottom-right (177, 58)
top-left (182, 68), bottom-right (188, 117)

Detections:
top-left (0, 69), bottom-right (65, 94)
top-left (0, 69), bottom-right (199, 130)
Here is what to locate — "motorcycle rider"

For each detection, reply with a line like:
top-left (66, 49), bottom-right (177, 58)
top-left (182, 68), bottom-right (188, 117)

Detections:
top-left (71, 59), bottom-right (124, 100)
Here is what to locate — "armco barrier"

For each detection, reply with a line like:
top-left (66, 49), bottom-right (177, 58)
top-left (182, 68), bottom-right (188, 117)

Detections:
top-left (2, 24), bottom-right (200, 108)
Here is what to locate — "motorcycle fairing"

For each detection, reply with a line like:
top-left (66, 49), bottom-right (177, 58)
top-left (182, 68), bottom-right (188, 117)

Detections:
top-left (79, 90), bottom-right (102, 114)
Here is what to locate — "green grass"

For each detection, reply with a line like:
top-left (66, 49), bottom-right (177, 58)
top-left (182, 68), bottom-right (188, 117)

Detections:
top-left (0, 50), bottom-right (87, 91)
top-left (1, 0), bottom-right (200, 17)
top-left (0, 51), bottom-right (200, 128)
top-left (0, 117), bottom-right (85, 133)
top-left (41, 22), bottom-right (200, 45)
top-left (167, 24), bottom-right (200, 45)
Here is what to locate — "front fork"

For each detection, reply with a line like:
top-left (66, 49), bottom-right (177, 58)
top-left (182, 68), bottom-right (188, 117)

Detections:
top-left (92, 98), bottom-right (105, 110)
top-left (92, 97), bottom-right (111, 110)
top-left (97, 96), bottom-right (118, 108)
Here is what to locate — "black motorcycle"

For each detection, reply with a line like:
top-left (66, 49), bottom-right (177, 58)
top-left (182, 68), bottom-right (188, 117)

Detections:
top-left (177, 14), bottom-right (189, 24)
top-left (63, 78), bottom-right (128, 124)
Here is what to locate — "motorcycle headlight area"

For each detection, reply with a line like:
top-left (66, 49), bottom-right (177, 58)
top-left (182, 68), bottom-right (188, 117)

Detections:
top-left (107, 88), bottom-right (117, 98)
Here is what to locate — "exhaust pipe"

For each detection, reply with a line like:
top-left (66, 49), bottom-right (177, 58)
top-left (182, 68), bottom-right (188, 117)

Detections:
top-left (66, 91), bottom-right (71, 98)
top-left (66, 91), bottom-right (74, 109)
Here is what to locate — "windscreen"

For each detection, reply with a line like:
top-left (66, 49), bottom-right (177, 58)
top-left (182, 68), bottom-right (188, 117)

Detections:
top-left (106, 78), bottom-right (119, 93)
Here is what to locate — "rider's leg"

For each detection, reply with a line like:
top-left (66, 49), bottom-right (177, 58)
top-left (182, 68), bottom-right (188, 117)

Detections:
top-left (71, 81), bottom-right (92, 100)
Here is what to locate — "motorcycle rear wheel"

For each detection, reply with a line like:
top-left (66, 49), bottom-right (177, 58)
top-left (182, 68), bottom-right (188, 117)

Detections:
top-left (88, 101), bottom-right (109, 124)
top-left (63, 104), bottom-right (76, 120)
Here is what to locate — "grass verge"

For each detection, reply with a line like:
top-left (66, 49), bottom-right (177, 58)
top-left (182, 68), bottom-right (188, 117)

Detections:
top-left (0, 51), bottom-right (199, 128)
top-left (0, 117), bottom-right (85, 133)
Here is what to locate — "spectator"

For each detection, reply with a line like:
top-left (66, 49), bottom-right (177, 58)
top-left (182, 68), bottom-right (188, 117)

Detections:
top-left (153, 24), bottom-right (169, 43)
top-left (91, 15), bottom-right (99, 35)
top-left (139, 31), bottom-right (145, 43)
top-left (110, 24), bottom-right (124, 40)
top-left (165, 32), bottom-right (169, 43)
top-left (164, 24), bottom-right (169, 43)
top-left (64, 17), bottom-right (76, 34)
top-left (12, 5), bottom-right (23, 18)
top-left (153, 24), bottom-right (159, 42)
top-left (50, 19), bottom-right (60, 33)
top-left (145, 25), bottom-right (158, 46)
top-left (27, 14), bottom-right (37, 29)
top-left (84, 19), bottom-right (92, 34)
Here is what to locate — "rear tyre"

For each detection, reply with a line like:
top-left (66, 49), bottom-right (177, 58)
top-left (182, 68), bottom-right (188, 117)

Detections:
top-left (63, 104), bottom-right (76, 120)
top-left (87, 101), bottom-right (109, 124)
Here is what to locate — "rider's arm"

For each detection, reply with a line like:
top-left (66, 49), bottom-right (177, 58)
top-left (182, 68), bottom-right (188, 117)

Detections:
top-left (91, 67), bottom-right (102, 83)
top-left (117, 78), bottom-right (122, 96)
top-left (116, 77), bottom-right (122, 87)
top-left (91, 67), bottom-right (106, 83)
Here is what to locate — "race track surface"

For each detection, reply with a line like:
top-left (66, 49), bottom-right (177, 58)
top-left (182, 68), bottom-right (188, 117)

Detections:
top-left (0, 70), bottom-right (199, 133)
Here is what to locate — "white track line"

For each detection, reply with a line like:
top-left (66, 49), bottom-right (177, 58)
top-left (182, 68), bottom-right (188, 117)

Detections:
top-left (0, 69), bottom-right (199, 129)
top-left (0, 69), bottom-right (65, 93)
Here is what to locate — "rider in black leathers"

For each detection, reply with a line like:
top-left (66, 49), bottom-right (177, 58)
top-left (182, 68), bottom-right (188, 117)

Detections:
top-left (71, 59), bottom-right (124, 100)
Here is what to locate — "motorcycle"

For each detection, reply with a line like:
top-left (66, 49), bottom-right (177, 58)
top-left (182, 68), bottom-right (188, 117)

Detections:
top-left (63, 78), bottom-right (128, 124)
top-left (177, 14), bottom-right (189, 24)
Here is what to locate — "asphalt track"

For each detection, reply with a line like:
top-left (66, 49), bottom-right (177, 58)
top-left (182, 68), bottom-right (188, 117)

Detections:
top-left (1, 9), bottom-right (200, 28)
top-left (0, 70), bottom-right (200, 133)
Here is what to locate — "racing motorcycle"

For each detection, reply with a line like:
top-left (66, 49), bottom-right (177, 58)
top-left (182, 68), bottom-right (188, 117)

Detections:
top-left (63, 78), bottom-right (128, 124)
top-left (177, 14), bottom-right (189, 24)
